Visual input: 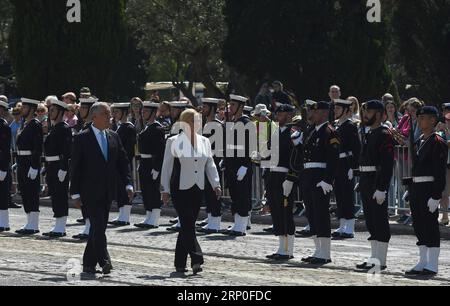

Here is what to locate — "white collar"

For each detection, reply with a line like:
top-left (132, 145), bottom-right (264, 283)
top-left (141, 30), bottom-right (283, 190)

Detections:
top-left (337, 118), bottom-right (350, 126)
top-left (280, 126), bottom-right (288, 133)
top-left (91, 124), bottom-right (106, 135)
top-left (315, 121), bottom-right (328, 131)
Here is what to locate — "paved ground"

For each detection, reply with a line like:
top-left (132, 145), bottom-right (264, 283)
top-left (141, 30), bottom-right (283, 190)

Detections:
top-left (1, 206), bottom-right (450, 286)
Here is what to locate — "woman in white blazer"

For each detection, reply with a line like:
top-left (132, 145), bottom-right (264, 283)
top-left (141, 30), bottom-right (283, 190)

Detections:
top-left (161, 109), bottom-right (221, 274)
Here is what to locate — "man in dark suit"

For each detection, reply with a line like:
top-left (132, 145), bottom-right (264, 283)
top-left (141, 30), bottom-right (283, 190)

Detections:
top-left (70, 102), bottom-right (132, 275)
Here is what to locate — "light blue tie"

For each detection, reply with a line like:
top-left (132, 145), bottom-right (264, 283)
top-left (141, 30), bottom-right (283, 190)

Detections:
top-left (100, 131), bottom-right (108, 161)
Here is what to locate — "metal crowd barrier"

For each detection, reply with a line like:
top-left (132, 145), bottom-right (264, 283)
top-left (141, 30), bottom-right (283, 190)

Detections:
top-left (9, 145), bottom-right (448, 222)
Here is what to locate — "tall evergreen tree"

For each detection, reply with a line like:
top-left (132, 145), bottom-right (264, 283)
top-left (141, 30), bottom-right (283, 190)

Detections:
top-left (223, 0), bottom-right (394, 102)
top-left (392, 0), bottom-right (450, 103)
top-left (8, 0), bottom-right (137, 99)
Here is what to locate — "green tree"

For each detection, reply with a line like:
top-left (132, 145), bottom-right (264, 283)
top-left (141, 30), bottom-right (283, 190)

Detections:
top-left (0, 0), bottom-right (14, 95)
top-left (223, 0), bottom-right (394, 103)
top-left (392, 0), bottom-right (450, 103)
top-left (8, 0), bottom-right (136, 99)
top-left (126, 0), bottom-right (228, 105)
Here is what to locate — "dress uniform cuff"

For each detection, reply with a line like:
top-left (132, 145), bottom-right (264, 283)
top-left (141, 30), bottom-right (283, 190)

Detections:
top-left (126, 185), bottom-right (134, 192)
top-left (71, 194), bottom-right (80, 200)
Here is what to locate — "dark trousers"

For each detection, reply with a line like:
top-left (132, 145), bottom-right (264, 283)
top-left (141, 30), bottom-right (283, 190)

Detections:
top-left (116, 180), bottom-right (130, 208)
top-left (226, 166), bottom-right (252, 217)
top-left (173, 186), bottom-right (204, 269)
top-left (46, 163), bottom-right (69, 218)
top-left (205, 179), bottom-right (221, 217)
top-left (360, 174), bottom-right (391, 243)
top-left (302, 169), bottom-right (331, 238)
top-left (410, 182), bottom-right (440, 248)
top-left (83, 199), bottom-right (111, 268)
top-left (335, 163), bottom-right (356, 220)
top-left (139, 164), bottom-right (161, 211)
top-left (17, 157), bottom-right (40, 213)
top-left (0, 171), bottom-right (10, 210)
top-left (81, 204), bottom-right (89, 220)
top-left (267, 172), bottom-right (295, 236)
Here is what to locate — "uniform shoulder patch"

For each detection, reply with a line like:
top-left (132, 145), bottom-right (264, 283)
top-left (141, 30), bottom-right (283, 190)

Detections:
top-left (330, 137), bottom-right (340, 145)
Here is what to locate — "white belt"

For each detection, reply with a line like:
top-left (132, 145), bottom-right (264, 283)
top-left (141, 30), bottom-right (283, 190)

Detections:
top-left (17, 151), bottom-right (32, 156)
top-left (45, 156), bottom-right (60, 162)
top-left (339, 152), bottom-right (353, 159)
top-left (304, 163), bottom-right (327, 169)
top-left (226, 145), bottom-right (245, 150)
top-left (413, 176), bottom-right (435, 183)
top-left (270, 167), bottom-right (289, 173)
top-left (359, 166), bottom-right (377, 172)
top-left (140, 154), bottom-right (154, 159)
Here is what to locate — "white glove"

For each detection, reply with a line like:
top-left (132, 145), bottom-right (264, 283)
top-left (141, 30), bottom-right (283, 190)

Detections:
top-left (427, 198), bottom-right (440, 214)
top-left (348, 169), bottom-right (354, 180)
top-left (27, 168), bottom-right (38, 181)
top-left (0, 171), bottom-right (6, 182)
top-left (316, 181), bottom-right (333, 195)
top-left (219, 160), bottom-right (225, 171)
top-left (57, 170), bottom-right (67, 182)
top-left (402, 191), bottom-right (409, 202)
top-left (151, 169), bottom-right (159, 180)
top-left (373, 190), bottom-right (387, 205)
top-left (282, 180), bottom-right (294, 197)
top-left (291, 131), bottom-right (303, 146)
top-left (250, 151), bottom-right (261, 161)
top-left (237, 166), bottom-right (248, 181)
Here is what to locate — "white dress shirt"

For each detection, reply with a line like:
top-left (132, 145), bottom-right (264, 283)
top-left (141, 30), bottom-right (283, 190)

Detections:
top-left (161, 132), bottom-right (221, 194)
top-left (71, 125), bottom-right (133, 200)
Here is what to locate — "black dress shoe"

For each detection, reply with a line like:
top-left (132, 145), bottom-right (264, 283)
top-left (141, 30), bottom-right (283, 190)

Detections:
top-left (356, 262), bottom-right (386, 271)
top-left (266, 254), bottom-right (293, 261)
top-left (309, 258), bottom-right (332, 265)
top-left (8, 202), bottom-right (22, 209)
top-left (301, 256), bottom-right (316, 263)
top-left (0, 227), bottom-right (10, 232)
top-left (43, 232), bottom-right (66, 238)
top-left (72, 233), bottom-right (89, 240)
top-left (266, 253), bottom-right (279, 260)
top-left (76, 218), bottom-right (86, 224)
top-left (263, 227), bottom-right (274, 233)
top-left (405, 269), bottom-right (423, 276)
top-left (196, 221), bottom-right (208, 227)
top-left (176, 267), bottom-right (188, 273)
top-left (228, 231), bottom-right (246, 237)
top-left (134, 223), bottom-right (158, 229)
top-left (102, 262), bottom-right (113, 275)
top-left (247, 226), bottom-right (251, 231)
top-left (420, 269), bottom-right (437, 277)
top-left (15, 229), bottom-right (39, 235)
top-left (192, 264), bottom-right (203, 275)
top-left (169, 218), bottom-right (179, 224)
top-left (166, 226), bottom-right (181, 232)
top-left (331, 231), bottom-right (342, 238)
top-left (196, 228), bottom-right (219, 234)
top-left (340, 233), bottom-right (354, 239)
top-left (108, 220), bottom-right (130, 227)
top-left (356, 262), bottom-right (373, 270)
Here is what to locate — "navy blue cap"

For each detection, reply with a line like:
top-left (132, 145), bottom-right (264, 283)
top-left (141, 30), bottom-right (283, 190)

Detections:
top-left (363, 100), bottom-right (384, 111)
top-left (276, 104), bottom-right (296, 113)
top-left (417, 106), bottom-right (439, 117)
top-left (442, 103), bottom-right (450, 110)
top-left (312, 101), bottom-right (331, 110)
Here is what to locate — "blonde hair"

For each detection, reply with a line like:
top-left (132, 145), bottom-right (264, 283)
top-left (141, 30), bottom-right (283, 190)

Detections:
top-left (179, 108), bottom-right (198, 124)
top-left (347, 96), bottom-right (360, 114)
